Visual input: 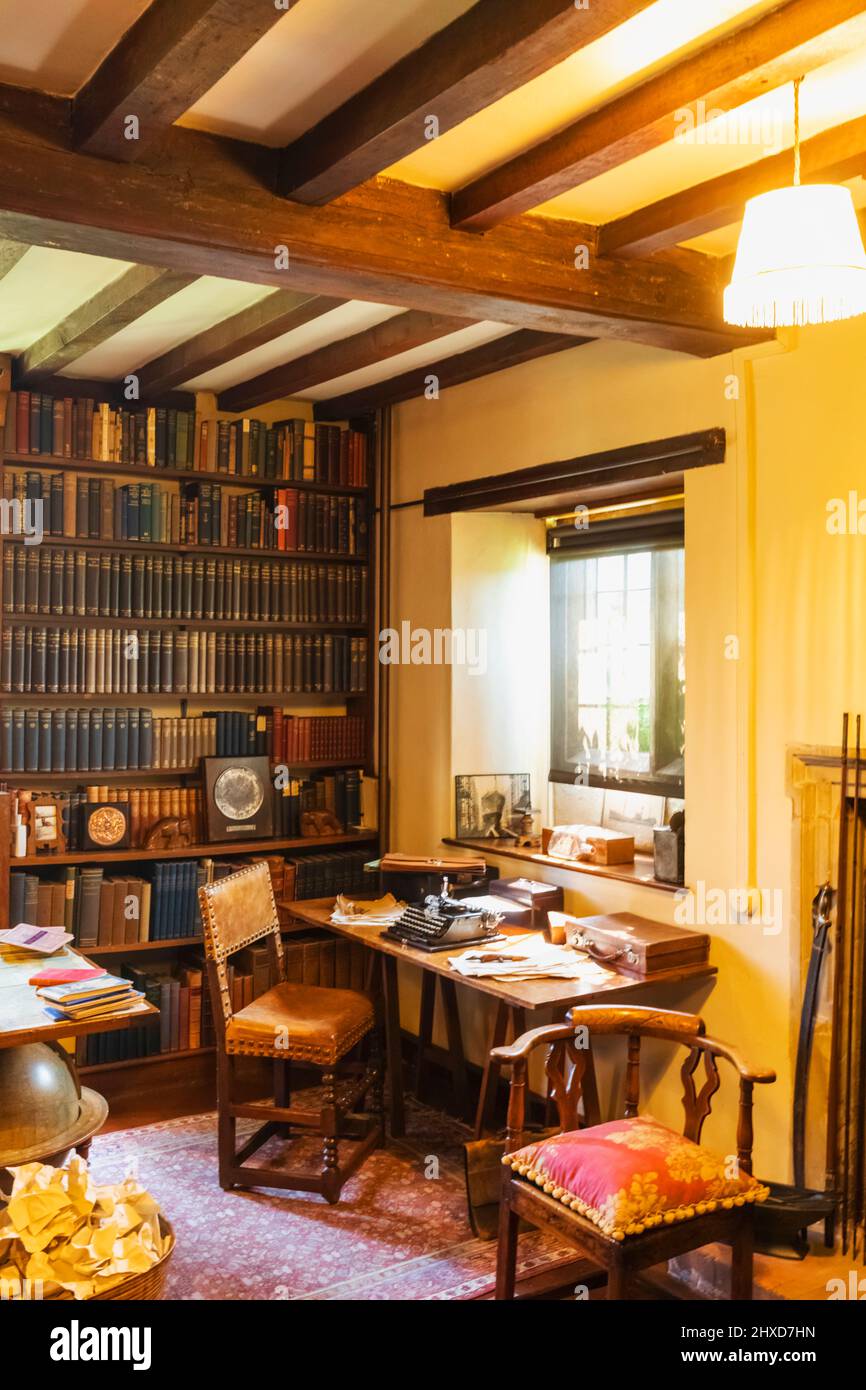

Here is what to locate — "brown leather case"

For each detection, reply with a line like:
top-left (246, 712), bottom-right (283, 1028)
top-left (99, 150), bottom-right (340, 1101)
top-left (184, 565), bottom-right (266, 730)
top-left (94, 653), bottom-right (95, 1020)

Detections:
top-left (561, 911), bottom-right (709, 975)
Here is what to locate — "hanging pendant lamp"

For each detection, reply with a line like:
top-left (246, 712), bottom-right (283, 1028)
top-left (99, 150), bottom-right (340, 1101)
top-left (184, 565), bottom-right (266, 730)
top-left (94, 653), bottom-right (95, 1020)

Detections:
top-left (723, 78), bottom-right (866, 328)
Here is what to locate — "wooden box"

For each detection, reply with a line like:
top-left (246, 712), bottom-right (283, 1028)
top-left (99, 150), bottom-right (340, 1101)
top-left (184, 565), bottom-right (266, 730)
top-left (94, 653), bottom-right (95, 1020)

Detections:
top-left (546, 824), bottom-right (635, 866)
top-left (493, 877), bottom-right (564, 927)
top-left (559, 911), bottom-right (709, 975)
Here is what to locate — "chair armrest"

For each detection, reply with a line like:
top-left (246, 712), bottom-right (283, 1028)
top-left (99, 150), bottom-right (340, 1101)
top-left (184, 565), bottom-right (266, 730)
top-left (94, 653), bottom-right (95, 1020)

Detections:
top-left (490, 1022), bottom-right (573, 1065)
top-left (700, 1034), bottom-right (776, 1084)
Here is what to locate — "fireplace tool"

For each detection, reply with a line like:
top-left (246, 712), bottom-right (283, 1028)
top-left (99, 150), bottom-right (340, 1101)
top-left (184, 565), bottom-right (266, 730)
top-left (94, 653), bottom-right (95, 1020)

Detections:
top-left (755, 713), bottom-right (864, 1258)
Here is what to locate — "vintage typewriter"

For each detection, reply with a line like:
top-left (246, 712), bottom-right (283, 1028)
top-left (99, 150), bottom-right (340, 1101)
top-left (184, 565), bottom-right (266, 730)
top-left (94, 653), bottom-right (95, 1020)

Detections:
top-left (382, 880), bottom-right (505, 953)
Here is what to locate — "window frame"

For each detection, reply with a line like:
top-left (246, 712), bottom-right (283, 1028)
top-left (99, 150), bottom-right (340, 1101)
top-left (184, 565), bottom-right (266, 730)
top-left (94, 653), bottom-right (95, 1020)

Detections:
top-left (548, 512), bottom-right (685, 799)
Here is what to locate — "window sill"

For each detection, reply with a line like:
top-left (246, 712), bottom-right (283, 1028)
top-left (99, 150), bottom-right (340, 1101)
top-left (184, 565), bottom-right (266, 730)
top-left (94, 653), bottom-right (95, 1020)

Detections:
top-left (443, 837), bottom-right (679, 894)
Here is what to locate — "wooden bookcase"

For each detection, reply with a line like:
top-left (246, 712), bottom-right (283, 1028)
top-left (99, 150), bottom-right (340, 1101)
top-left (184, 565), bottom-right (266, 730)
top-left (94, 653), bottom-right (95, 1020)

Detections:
top-left (0, 411), bottom-right (378, 1104)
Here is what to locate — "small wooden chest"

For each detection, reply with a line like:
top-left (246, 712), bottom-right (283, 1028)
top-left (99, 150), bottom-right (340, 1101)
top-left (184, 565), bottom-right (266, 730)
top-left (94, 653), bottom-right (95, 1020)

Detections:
top-left (493, 877), bottom-right (564, 927)
top-left (560, 911), bottom-right (710, 975)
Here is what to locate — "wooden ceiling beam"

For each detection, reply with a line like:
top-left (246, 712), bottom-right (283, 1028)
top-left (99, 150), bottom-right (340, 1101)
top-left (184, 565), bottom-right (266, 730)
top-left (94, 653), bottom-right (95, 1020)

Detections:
top-left (599, 111), bottom-right (866, 256)
top-left (451, 0), bottom-right (866, 230)
top-left (313, 329), bottom-right (590, 420)
top-left (280, 0), bottom-right (655, 204)
top-left (135, 289), bottom-right (346, 397)
top-left (217, 309), bottom-right (472, 414)
top-left (73, 0), bottom-right (294, 161)
top-left (19, 265), bottom-right (196, 384)
top-left (0, 117), bottom-right (762, 356)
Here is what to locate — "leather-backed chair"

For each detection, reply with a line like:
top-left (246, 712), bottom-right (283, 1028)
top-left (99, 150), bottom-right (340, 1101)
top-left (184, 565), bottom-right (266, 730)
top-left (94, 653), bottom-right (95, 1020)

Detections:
top-left (493, 1005), bottom-right (775, 1300)
top-left (199, 862), bottom-right (383, 1202)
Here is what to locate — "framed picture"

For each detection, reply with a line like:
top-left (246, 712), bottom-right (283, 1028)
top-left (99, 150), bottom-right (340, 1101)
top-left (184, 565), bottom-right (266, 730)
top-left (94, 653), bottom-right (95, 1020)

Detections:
top-left (204, 756), bottom-right (273, 842)
top-left (82, 801), bottom-right (130, 851)
top-left (454, 773), bottom-right (532, 839)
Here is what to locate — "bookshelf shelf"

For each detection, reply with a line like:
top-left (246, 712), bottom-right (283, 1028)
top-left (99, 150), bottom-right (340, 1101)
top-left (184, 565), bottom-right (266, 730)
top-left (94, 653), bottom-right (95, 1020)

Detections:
top-left (3, 691), bottom-right (364, 705)
top-left (87, 935), bottom-right (204, 955)
top-left (80, 1046), bottom-right (215, 1076)
top-left (2, 531), bottom-right (369, 564)
top-left (3, 613), bottom-right (369, 633)
top-left (5, 759), bottom-right (364, 784)
top-left (3, 452), bottom-right (368, 498)
top-left (14, 829), bottom-right (377, 866)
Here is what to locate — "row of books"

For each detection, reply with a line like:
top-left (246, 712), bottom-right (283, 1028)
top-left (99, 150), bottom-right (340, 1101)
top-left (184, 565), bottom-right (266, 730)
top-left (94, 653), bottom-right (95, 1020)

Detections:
top-left (1, 627), bottom-right (370, 695)
top-left (10, 860), bottom-right (206, 945)
top-left (1, 707), bottom-right (155, 773)
top-left (4, 548), bottom-right (369, 626)
top-left (11, 849), bottom-right (371, 944)
top-left (1, 707), bottom-right (366, 773)
top-left (7, 470), bottom-right (369, 556)
top-left (272, 772), bottom-right (364, 839)
top-left (77, 959), bottom-right (213, 1064)
top-left (5, 392), bottom-right (368, 487)
top-left (270, 712), bottom-right (366, 765)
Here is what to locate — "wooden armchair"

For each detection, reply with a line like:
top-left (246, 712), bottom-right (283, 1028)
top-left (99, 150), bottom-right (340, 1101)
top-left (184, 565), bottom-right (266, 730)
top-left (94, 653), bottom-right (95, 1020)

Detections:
top-left (492, 1005), bottom-right (775, 1301)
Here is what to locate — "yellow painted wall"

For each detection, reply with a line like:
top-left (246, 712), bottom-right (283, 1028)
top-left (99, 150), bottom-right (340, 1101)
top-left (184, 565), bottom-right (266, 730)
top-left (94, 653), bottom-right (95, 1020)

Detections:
top-left (387, 324), bottom-right (866, 1181)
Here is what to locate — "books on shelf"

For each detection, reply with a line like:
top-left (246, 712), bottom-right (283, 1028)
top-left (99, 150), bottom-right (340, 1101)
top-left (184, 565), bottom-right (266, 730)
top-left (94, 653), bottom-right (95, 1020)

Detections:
top-left (9, 848), bottom-right (370, 951)
top-left (3, 468), bottom-right (370, 555)
top-left (3, 392), bottom-right (368, 487)
top-left (1, 627), bottom-right (369, 695)
top-left (3, 547), bottom-right (369, 625)
top-left (1, 708), bottom-right (366, 774)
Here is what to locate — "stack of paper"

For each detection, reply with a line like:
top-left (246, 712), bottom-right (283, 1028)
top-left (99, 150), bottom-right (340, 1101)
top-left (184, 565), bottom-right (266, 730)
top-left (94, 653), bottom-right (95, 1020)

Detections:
top-left (448, 933), bottom-right (614, 982)
top-left (331, 893), bottom-right (405, 926)
top-left (0, 924), bottom-right (73, 955)
top-left (38, 974), bottom-right (143, 1023)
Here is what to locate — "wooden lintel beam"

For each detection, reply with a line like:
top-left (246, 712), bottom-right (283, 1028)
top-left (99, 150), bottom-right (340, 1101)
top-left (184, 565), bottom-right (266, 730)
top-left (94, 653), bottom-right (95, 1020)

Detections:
top-left (313, 329), bottom-right (589, 420)
top-left (135, 290), bottom-right (346, 397)
top-left (74, 0), bottom-right (294, 160)
top-left (217, 310), bottom-right (472, 414)
top-left (0, 117), bottom-right (763, 357)
top-left (280, 0), bottom-right (654, 204)
top-left (423, 428), bottom-right (726, 515)
top-left (600, 111), bottom-right (866, 256)
top-left (451, 0), bottom-right (866, 230)
top-left (20, 265), bottom-right (197, 383)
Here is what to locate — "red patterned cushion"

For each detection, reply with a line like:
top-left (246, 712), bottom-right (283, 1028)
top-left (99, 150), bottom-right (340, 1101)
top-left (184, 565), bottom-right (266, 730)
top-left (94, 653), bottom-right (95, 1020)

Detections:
top-left (503, 1115), bottom-right (768, 1241)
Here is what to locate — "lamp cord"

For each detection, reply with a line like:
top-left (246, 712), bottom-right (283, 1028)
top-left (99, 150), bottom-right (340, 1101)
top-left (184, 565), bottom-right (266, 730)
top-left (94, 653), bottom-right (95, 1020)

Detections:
top-left (793, 76), bottom-right (802, 187)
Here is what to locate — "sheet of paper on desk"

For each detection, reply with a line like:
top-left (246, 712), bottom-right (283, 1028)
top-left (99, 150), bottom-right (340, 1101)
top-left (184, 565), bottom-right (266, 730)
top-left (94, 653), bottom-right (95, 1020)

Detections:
top-left (448, 933), bottom-right (614, 982)
top-left (331, 893), bottom-right (405, 926)
top-left (0, 924), bottom-right (74, 954)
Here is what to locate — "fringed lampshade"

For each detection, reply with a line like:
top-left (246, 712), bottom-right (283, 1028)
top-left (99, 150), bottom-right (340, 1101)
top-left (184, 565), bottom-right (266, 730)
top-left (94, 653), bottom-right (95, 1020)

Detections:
top-left (724, 76), bottom-right (866, 329)
top-left (723, 183), bottom-right (866, 328)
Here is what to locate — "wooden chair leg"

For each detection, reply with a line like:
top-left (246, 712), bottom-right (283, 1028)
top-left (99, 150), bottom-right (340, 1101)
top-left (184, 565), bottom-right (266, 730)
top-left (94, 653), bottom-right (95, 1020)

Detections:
top-left (273, 1058), bottom-right (292, 1138)
top-left (217, 1050), bottom-right (237, 1190)
top-left (369, 1027), bottom-right (386, 1144)
top-left (731, 1213), bottom-right (755, 1300)
top-left (321, 1069), bottom-right (340, 1204)
top-left (607, 1253), bottom-right (628, 1300)
top-left (494, 1188), bottom-right (519, 1300)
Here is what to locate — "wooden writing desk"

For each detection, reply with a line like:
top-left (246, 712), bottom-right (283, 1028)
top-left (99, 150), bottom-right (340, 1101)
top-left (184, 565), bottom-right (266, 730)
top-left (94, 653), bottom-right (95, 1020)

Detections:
top-left (0, 944), bottom-right (157, 1050)
top-left (284, 898), bottom-right (717, 1138)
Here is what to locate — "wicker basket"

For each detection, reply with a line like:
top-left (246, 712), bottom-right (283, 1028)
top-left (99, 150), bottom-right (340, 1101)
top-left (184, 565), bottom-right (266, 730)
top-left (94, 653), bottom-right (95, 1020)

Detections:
top-left (45, 1215), bottom-right (175, 1301)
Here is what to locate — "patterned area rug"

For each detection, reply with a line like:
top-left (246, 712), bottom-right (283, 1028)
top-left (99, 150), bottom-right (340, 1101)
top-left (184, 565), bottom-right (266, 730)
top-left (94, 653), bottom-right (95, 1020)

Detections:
top-left (89, 1100), bottom-right (571, 1300)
